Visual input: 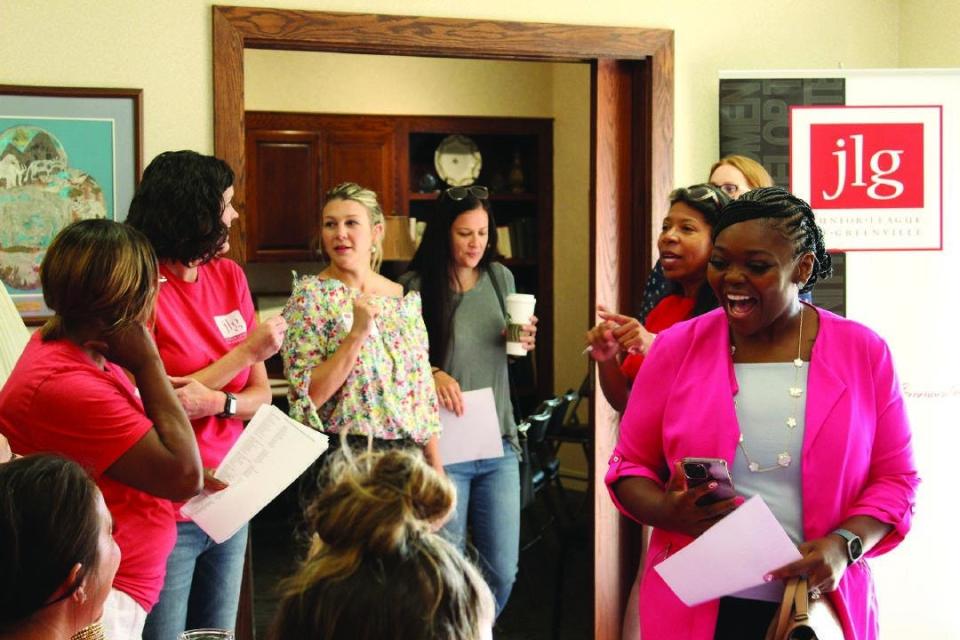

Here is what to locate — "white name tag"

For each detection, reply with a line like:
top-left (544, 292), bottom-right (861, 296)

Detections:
top-left (214, 310), bottom-right (247, 341)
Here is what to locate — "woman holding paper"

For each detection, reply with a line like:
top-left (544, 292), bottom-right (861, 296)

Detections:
top-left (282, 182), bottom-right (442, 470)
top-left (606, 188), bottom-right (918, 639)
top-left (127, 151), bottom-right (284, 640)
top-left (0, 219), bottom-right (203, 640)
top-left (399, 186), bottom-right (537, 616)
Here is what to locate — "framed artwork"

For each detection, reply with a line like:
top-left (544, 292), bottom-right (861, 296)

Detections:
top-left (0, 85), bottom-right (142, 324)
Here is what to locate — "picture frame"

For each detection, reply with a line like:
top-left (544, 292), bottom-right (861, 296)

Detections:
top-left (0, 84), bottom-right (142, 325)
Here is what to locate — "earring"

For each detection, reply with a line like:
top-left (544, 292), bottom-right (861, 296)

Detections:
top-left (371, 246), bottom-right (378, 254)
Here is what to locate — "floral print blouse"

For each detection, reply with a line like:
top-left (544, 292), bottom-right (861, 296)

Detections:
top-left (281, 276), bottom-right (441, 444)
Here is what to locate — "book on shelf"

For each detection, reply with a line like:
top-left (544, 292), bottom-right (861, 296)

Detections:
top-left (496, 225), bottom-right (512, 258)
top-left (507, 217), bottom-right (536, 260)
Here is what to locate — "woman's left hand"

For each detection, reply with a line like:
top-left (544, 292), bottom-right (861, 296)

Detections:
top-left (169, 376), bottom-right (221, 419)
top-left (519, 314), bottom-right (538, 351)
top-left (768, 535), bottom-right (850, 594)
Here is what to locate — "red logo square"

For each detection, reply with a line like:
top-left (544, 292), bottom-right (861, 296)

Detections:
top-left (809, 123), bottom-right (924, 209)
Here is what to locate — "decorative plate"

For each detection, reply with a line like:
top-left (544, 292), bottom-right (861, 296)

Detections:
top-left (434, 135), bottom-right (481, 186)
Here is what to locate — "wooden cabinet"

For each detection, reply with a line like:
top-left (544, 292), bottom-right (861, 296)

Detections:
top-left (245, 111), bottom-right (553, 403)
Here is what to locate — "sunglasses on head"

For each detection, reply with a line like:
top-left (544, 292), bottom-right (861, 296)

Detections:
top-left (445, 185), bottom-right (489, 201)
top-left (685, 185), bottom-right (724, 208)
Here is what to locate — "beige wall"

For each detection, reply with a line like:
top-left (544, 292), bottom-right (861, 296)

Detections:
top-left (899, 0), bottom-right (960, 66)
top-left (1, 0), bottom-right (902, 179)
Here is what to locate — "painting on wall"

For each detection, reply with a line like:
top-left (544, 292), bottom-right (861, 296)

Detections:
top-left (0, 85), bottom-right (141, 324)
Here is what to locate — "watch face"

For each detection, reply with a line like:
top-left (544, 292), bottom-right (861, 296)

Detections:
top-left (850, 537), bottom-right (863, 561)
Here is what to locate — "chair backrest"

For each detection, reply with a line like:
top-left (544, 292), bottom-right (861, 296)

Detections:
top-left (522, 401), bottom-right (555, 445)
top-left (546, 389), bottom-right (578, 435)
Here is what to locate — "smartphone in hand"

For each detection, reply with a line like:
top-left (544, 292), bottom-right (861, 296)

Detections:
top-left (681, 457), bottom-right (736, 506)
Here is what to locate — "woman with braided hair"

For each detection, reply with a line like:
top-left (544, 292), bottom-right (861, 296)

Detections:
top-left (606, 187), bottom-right (918, 639)
top-left (268, 448), bottom-right (494, 640)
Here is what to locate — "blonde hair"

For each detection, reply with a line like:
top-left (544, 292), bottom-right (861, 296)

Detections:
top-left (709, 154), bottom-right (774, 190)
top-left (270, 448), bottom-right (493, 640)
top-left (39, 219), bottom-right (157, 341)
top-left (323, 182), bottom-right (385, 272)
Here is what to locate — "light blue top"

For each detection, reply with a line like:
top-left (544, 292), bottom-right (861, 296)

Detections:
top-left (732, 362), bottom-right (809, 546)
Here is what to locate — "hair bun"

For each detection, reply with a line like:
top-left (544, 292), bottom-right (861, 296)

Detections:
top-left (308, 449), bottom-right (454, 557)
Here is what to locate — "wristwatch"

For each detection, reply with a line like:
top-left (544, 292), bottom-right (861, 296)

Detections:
top-left (217, 391), bottom-right (237, 418)
top-left (831, 528), bottom-right (864, 564)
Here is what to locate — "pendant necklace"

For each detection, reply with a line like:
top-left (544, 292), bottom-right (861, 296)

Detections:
top-left (732, 306), bottom-right (806, 473)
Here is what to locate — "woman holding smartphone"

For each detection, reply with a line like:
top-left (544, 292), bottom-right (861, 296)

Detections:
top-left (606, 188), bottom-right (918, 640)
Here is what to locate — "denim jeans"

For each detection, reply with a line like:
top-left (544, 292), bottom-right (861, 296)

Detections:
top-left (443, 442), bottom-right (520, 616)
top-left (142, 521), bottom-right (248, 640)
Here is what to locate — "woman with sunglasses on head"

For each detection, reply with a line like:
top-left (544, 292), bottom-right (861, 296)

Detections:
top-left (398, 185), bottom-right (537, 617)
top-left (0, 455), bottom-right (122, 640)
top-left (637, 156), bottom-right (774, 328)
top-left (607, 188), bottom-right (918, 640)
top-left (282, 182), bottom-right (442, 473)
top-left (126, 151), bottom-right (286, 640)
top-left (585, 184), bottom-right (730, 412)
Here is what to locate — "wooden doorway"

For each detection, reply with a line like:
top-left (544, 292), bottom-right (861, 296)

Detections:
top-left (212, 7), bottom-right (672, 639)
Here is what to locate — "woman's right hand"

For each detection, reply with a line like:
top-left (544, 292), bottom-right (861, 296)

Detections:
top-left (92, 321), bottom-right (160, 373)
top-left (653, 461), bottom-right (741, 538)
top-left (243, 316), bottom-right (287, 363)
top-left (349, 294), bottom-right (380, 339)
top-left (585, 320), bottom-right (621, 362)
top-left (433, 370), bottom-right (464, 416)
top-left (597, 305), bottom-right (655, 356)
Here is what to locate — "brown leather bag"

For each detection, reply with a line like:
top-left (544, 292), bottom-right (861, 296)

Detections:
top-left (765, 577), bottom-right (845, 640)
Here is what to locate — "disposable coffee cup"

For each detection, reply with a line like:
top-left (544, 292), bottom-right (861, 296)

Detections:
top-left (178, 630), bottom-right (234, 640)
top-left (505, 293), bottom-right (536, 356)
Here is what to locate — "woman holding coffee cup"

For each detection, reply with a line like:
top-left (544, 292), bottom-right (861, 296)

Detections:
top-left (400, 185), bottom-right (536, 616)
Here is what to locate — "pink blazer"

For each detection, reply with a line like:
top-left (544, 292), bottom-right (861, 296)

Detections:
top-left (605, 307), bottom-right (918, 640)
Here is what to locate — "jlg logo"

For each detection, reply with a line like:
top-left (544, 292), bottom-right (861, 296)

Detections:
top-left (809, 123), bottom-right (924, 209)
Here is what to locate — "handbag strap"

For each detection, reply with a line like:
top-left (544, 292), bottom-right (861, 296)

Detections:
top-left (487, 264), bottom-right (508, 319)
top-left (793, 576), bottom-right (811, 623)
top-left (770, 577), bottom-right (801, 639)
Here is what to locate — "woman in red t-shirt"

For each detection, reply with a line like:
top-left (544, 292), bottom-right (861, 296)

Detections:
top-left (585, 184), bottom-right (729, 412)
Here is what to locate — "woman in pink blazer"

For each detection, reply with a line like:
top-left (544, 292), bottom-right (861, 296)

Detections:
top-left (606, 187), bottom-right (918, 640)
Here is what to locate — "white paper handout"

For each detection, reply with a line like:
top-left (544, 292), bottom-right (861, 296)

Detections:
top-left (438, 387), bottom-right (504, 465)
top-left (653, 495), bottom-right (803, 607)
top-left (181, 404), bottom-right (328, 543)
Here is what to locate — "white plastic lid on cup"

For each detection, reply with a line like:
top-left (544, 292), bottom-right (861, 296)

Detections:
top-left (178, 630), bottom-right (234, 640)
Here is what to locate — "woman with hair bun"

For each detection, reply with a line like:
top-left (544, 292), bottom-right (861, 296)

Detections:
top-left (0, 454), bottom-right (121, 640)
top-left (607, 187), bottom-right (918, 639)
top-left (269, 448), bottom-right (494, 640)
top-left (0, 219), bottom-right (203, 640)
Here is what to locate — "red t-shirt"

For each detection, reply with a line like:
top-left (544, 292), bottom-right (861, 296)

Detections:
top-left (155, 259), bottom-right (254, 519)
top-left (0, 333), bottom-right (173, 611)
top-left (619, 294), bottom-right (696, 380)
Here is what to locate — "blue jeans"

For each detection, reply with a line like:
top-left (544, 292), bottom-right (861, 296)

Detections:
top-left (443, 443), bottom-right (520, 616)
top-left (142, 521), bottom-right (248, 639)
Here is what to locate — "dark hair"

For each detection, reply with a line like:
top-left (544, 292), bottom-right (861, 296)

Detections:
top-left (665, 183), bottom-right (731, 317)
top-left (712, 186), bottom-right (833, 294)
top-left (40, 218), bottom-right (158, 341)
top-left (270, 449), bottom-right (491, 640)
top-left (406, 189), bottom-right (500, 367)
top-left (126, 150), bottom-right (235, 265)
top-left (0, 455), bottom-right (101, 632)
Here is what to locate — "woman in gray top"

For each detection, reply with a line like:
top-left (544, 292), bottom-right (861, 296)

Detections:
top-left (399, 185), bottom-right (536, 617)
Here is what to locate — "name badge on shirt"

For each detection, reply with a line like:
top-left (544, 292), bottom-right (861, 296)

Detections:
top-left (214, 310), bottom-right (247, 341)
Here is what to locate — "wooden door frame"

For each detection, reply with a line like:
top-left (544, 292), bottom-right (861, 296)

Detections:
top-left (212, 7), bottom-right (672, 639)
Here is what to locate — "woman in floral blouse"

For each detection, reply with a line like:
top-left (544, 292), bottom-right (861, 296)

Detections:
top-left (282, 182), bottom-right (442, 471)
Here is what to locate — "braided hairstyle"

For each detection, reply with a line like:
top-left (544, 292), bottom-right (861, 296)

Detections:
top-left (712, 187), bottom-right (833, 294)
top-left (270, 448), bottom-right (493, 640)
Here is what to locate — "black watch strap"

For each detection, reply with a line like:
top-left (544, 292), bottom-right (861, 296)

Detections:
top-left (217, 391), bottom-right (237, 418)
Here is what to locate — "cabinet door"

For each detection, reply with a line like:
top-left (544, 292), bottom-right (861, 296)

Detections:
top-left (246, 130), bottom-right (319, 262)
top-left (322, 120), bottom-right (397, 215)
